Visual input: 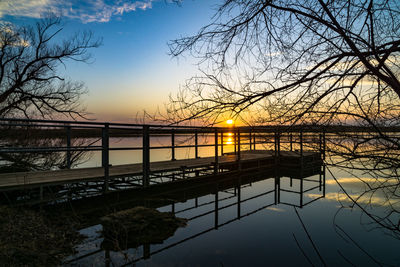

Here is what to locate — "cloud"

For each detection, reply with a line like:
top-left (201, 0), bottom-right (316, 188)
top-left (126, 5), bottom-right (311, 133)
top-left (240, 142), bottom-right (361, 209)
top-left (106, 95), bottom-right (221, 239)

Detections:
top-left (0, 21), bottom-right (30, 47)
top-left (326, 177), bottom-right (399, 185)
top-left (0, 0), bottom-right (154, 23)
top-left (307, 192), bottom-right (399, 208)
top-left (266, 207), bottom-right (285, 212)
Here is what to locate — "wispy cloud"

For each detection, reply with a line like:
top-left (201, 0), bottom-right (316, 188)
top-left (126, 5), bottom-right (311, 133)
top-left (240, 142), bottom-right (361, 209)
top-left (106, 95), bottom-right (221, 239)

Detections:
top-left (266, 207), bottom-right (285, 212)
top-left (0, 21), bottom-right (30, 47)
top-left (326, 177), bottom-right (398, 185)
top-left (307, 192), bottom-right (399, 208)
top-left (0, 0), bottom-right (154, 23)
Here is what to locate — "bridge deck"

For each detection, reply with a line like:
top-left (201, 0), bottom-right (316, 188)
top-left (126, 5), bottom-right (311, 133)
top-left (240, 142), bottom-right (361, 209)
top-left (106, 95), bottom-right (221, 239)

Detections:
top-left (0, 150), bottom-right (319, 190)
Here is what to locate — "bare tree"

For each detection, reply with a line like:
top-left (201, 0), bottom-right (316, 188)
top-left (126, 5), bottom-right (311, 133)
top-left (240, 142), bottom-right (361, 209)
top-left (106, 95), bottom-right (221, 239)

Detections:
top-left (0, 17), bottom-right (101, 119)
top-left (166, 0), bottom-right (400, 239)
top-left (167, 0), bottom-right (400, 127)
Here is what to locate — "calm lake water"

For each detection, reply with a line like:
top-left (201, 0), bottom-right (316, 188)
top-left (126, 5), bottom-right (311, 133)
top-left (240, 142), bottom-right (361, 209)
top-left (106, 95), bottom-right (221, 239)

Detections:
top-left (61, 136), bottom-right (400, 266)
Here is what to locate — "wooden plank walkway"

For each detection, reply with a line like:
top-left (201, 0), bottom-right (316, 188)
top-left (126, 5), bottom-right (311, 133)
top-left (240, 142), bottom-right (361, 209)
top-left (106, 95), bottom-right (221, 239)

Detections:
top-left (0, 150), bottom-right (318, 190)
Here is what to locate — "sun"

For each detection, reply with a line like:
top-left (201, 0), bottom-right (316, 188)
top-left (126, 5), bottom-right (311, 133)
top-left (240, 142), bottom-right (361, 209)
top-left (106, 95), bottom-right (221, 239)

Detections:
top-left (226, 119), bottom-right (234, 125)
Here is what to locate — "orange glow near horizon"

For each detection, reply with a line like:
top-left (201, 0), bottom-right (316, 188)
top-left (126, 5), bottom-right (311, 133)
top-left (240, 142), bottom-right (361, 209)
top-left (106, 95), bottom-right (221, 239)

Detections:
top-left (226, 119), bottom-right (234, 125)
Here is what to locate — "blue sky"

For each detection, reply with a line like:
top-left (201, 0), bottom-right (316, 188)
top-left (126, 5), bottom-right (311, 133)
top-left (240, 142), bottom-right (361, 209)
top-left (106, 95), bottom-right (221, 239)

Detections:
top-left (1, 0), bottom-right (219, 121)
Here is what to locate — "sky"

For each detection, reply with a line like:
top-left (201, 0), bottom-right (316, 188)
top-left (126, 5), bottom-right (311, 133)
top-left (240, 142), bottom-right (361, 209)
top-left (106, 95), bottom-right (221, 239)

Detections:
top-left (0, 0), bottom-right (219, 122)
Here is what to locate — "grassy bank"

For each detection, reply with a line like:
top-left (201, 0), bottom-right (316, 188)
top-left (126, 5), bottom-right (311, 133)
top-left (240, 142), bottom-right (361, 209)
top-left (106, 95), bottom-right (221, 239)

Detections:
top-left (0, 206), bottom-right (83, 266)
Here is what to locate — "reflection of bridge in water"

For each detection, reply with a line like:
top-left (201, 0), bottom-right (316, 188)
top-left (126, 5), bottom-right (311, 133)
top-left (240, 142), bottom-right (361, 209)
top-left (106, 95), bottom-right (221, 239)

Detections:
top-left (0, 118), bottom-right (326, 204)
top-left (63, 166), bottom-right (325, 266)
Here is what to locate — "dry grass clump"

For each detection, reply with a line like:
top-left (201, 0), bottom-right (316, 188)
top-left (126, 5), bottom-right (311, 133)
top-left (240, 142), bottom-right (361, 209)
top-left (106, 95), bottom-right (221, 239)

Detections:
top-left (101, 206), bottom-right (187, 251)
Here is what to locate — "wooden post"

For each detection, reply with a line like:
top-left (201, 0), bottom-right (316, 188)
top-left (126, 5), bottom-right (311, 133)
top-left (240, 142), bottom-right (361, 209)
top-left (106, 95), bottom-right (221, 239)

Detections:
top-left (171, 129), bottom-right (176, 161)
top-left (323, 131), bottom-right (326, 160)
top-left (214, 129), bottom-right (219, 174)
top-left (319, 133), bottom-right (322, 154)
top-left (249, 130), bottom-right (252, 151)
top-left (253, 131), bottom-right (256, 150)
top-left (300, 131), bottom-right (303, 160)
top-left (182, 166), bottom-right (186, 179)
top-left (142, 125), bottom-right (150, 187)
top-left (290, 133), bottom-right (293, 151)
top-left (300, 131), bottom-right (304, 199)
top-left (66, 126), bottom-right (71, 169)
top-left (277, 132), bottom-right (281, 157)
top-left (237, 128), bottom-right (241, 161)
top-left (234, 131), bottom-right (237, 154)
top-left (274, 133), bottom-right (278, 165)
top-left (323, 164), bottom-right (326, 197)
top-left (40, 185), bottom-right (43, 201)
top-left (220, 131), bottom-right (224, 155)
top-left (195, 130), bottom-right (199, 158)
top-left (102, 123), bottom-right (109, 192)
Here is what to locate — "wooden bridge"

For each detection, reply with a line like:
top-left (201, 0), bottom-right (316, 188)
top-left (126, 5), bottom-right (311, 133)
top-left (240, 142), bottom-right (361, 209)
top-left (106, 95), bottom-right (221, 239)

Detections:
top-left (0, 118), bottom-right (326, 203)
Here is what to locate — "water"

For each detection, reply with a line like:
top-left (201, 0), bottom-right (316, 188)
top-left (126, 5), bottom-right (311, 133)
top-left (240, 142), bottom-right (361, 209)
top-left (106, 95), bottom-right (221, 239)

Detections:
top-left (3, 133), bottom-right (399, 266)
top-left (63, 163), bottom-right (400, 266)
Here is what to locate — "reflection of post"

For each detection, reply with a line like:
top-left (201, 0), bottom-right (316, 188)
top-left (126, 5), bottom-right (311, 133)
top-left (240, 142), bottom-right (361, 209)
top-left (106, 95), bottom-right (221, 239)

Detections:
top-left (142, 125), bottom-right (150, 187)
top-left (323, 164), bottom-right (326, 197)
top-left (66, 125), bottom-right (71, 169)
top-left (105, 249), bottom-right (110, 267)
top-left (143, 243), bottom-right (150, 259)
top-left (319, 166), bottom-right (322, 191)
top-left (274, 176), bottom-right (280, 204)
top-left (274, 177), bottom-right (277, 204)
top-left (300, 177), bottom-right (304, 208)
top-left (102, 123), bottom-right (109, 192)
top-left (237, 183), bottom-right (241, 218)
top-left (215, 190), bottom-right (219, 229)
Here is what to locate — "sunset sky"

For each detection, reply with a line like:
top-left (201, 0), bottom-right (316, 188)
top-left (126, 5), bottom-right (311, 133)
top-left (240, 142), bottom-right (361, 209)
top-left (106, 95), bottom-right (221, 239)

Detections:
top-left (1, 0), bottom-right (218, 122)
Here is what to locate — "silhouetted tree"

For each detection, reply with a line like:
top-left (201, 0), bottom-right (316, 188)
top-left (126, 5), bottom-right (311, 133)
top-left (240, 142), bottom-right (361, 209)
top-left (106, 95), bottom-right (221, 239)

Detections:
top-left (167, 0), bottom-right (400, 239)
top-left (167, 0), bottom-right (400, 127)
top-left (0, 17), bottom-right (101, 172)
top-left (0, 17), bottom-right (101, 119)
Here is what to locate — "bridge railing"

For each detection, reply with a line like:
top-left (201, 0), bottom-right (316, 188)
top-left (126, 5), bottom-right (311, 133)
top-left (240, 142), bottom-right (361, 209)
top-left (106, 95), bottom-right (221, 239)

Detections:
top-left (0, 118), bottom-right (327, 188)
